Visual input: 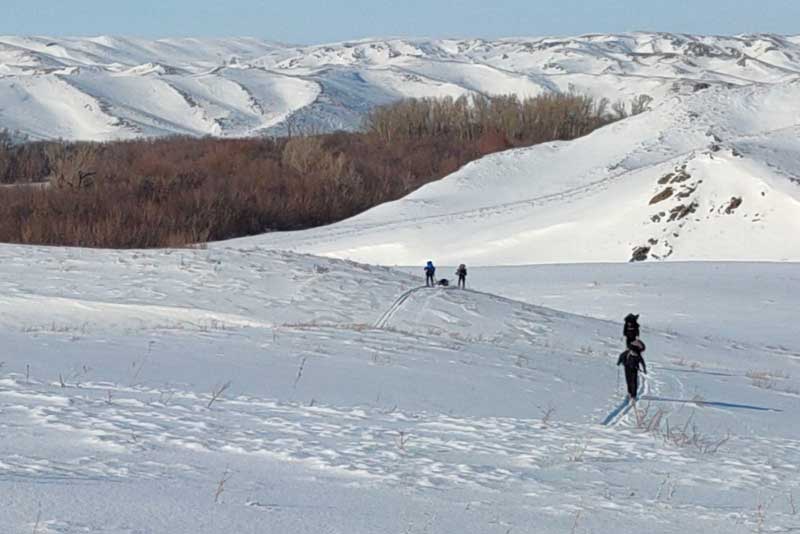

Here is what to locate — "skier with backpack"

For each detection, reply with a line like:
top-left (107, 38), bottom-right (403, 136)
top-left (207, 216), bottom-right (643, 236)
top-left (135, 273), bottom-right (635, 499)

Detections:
top-left (455, 264), bottom-right (467, 289)
top-left (617, 339), bottom-right (647, 400)
top-left (424, 261), bottom-right (436, 287)
top-left (623, 313), bottom-right (641, 348)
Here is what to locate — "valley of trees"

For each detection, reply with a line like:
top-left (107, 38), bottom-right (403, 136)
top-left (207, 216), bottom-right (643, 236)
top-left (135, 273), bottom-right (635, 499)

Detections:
top-left (0, 93), bottom-right (645, 248)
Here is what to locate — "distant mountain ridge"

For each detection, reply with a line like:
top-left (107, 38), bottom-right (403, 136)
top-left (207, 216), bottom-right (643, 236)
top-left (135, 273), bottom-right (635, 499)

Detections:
top-left (1, 33), bottom-right (799, 140)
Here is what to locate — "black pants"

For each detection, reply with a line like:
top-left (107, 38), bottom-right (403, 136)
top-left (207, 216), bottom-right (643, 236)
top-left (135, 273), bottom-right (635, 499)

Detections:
top-left (625, 367), bottom-right (639, 398)
top-left (458, 275), bottom-right (466, 288)
top-left (426, 273), bottom-right (435, 287)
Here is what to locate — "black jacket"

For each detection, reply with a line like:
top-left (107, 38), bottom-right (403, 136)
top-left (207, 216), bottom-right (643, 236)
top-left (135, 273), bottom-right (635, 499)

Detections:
top-left (617, 350), bottom-right (647, 373)
top-left (623, 321), bottom-right (640, 341)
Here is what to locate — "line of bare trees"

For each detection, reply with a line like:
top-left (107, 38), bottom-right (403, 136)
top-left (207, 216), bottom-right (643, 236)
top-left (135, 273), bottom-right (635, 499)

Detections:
top-left (0, 92), bottom-right (638, 248)
top-left (0, 130), bottom-right (51, 184)
top-left (364, 93), bottom-right (650, 144)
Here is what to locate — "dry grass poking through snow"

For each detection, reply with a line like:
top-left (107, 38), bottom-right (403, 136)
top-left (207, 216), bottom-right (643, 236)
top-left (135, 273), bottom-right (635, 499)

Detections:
top-left (633, 403), bottom-right (731, 454)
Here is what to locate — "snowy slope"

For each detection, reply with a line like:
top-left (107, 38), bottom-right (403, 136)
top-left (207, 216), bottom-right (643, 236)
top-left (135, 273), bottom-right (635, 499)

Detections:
top-left (1, 33), bottom-right (800, 139)
top-left (246, 80), bottom-right (800, 264)
top-left (0, 244), bottom-right (798, 533)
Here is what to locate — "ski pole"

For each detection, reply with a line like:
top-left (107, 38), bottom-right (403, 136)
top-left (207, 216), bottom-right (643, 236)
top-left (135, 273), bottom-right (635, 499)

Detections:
top-left (616, 366), bottom-right (620, 393)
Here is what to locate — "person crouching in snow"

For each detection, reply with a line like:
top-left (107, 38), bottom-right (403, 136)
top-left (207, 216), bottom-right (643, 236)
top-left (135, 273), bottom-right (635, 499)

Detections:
top-left (617, 339), bottom-right (647, 400)
top-left (424, 261), bottom-right (436, 287)
top-left (455, 264), bottom-right (467, 289)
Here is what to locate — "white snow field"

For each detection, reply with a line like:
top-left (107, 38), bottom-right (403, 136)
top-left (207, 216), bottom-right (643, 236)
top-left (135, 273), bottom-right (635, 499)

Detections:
top-left (247, 78), bottom-right (800, 264)
top-left (0, 244), bottom-right (798, 533)
top-left (1, 31), bottom-right (799, 534)
top-left (1, 33), bottom-right (800, 140)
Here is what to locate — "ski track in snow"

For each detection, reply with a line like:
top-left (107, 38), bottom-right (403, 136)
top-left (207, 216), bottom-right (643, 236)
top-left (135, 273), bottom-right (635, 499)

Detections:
top-left (373, 286), bottom-right (427, 329)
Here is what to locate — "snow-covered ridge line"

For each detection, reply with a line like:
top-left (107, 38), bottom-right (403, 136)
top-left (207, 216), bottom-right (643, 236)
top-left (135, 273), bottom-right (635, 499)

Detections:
top-left (2, 32), bottom-right (800, 140)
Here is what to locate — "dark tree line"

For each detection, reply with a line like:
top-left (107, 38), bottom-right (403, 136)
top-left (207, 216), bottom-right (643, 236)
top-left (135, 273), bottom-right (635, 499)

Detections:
top-left (0, 92), bottom-right (637, 248)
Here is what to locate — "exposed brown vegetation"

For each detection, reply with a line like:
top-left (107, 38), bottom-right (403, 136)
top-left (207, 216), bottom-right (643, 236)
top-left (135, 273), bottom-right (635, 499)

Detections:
top-left (0, 93), bottom-right (618, 248)
top-left (649, 187), bottom-right (674, 205)
top-left (668, 201), bottom-right (699, 222)
top-left (630, 246), bottom-right (651, 262)
top-left (725, 196), bottom-right (743, 214)
top-left (0, 130), bottom-right (51, 183)
top-left (658, 165), bottom-right (691, 185)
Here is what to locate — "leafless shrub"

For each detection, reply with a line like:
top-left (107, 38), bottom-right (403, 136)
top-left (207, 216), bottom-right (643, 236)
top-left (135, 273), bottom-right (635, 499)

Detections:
top-left (32, 502), bottom-right (42, 534)
top-left (214, 467), bottom-right (233, 504)
top-left (655, 473), bottom-right (678, 502)
top-left (636, 405), bottom-right (730, 454)
top-left (610, 94), bottom-right (653, 119)
top-left (754, 497), bottom-right (767, 534)
top-left (566, 438), bottom-right (589, 462)
top-left (630, 94), bottom-right (654, 115)
top-left (395, 430), bottom-right (411, 451)
top-left (207, 380), bottom-right (231, 408)
top-left (570, 510), bottom-right (582, 534)
top-left (293, 356), bottom-right (308, 388)
top-left (541, 405), bottom-right (556, 427)
top-left (46, 143), bottom-right (100, 189)
top-left (747, 370), bottom-right (792, 392)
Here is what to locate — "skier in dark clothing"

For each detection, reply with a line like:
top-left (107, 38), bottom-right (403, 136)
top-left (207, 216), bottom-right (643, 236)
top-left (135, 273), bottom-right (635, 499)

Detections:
top-left (617, 339), bottom-right (647, 400)
top-left (623, 313), bottom-right (641, 348)
top-left (424, 261), bottom-right (436, 287)
top-left (455, 264), bottom-right (467, 289)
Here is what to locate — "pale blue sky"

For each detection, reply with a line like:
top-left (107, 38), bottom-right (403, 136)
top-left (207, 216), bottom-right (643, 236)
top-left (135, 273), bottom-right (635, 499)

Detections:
top-left (3, 0), bottom-right (798, 44)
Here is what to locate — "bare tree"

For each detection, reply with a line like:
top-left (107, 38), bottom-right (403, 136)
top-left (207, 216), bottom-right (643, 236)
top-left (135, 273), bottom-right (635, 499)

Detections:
top-left (0, 129), bottom-right (14, 183)
top-left (611, 100), bottom-right (629, 120)
top-left (46, 143), bottom-right (100, 189)
top-left (631, 94), bottom-right (653, 115)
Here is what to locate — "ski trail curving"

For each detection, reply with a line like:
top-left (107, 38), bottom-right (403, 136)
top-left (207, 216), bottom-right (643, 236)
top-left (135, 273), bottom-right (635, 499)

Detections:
top-left (373, 286), bottom-right (427, 329)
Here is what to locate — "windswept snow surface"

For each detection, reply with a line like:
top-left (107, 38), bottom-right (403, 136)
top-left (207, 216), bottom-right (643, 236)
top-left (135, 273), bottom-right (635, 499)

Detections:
top-left (0, 244), bottom-right (798, 533)
top-left (2, 33), bottom-right (800, 139)
top-left (246, 80), bottom-right (800, 263)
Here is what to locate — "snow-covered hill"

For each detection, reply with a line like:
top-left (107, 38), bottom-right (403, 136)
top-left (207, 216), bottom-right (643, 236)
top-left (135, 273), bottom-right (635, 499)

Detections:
top-left (2, 33), bottom-right (800, 140)
top-left (0, 243), bottom-right (798, 533)
top-left (245, 79), bottom-right (800, 264)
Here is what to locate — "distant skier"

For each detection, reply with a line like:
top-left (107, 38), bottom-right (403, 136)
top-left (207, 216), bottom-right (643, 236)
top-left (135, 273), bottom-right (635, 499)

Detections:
top-left (455, 264), bottom-right (467, 289)
top-left (623, 313), bottom-right (641, 348)
top-left (617, 339), bottom-right (647, 400)
top-left (424, 260), bottom-right (436, 287)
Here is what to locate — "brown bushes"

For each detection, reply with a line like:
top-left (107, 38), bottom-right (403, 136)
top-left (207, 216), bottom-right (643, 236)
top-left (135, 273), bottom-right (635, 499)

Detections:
top-left (364, 93), bottom-right (614, 144)
top-left (0, 130), bottom-right (52, 183)
top-left (0, 93), bottom-right (617, 248)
